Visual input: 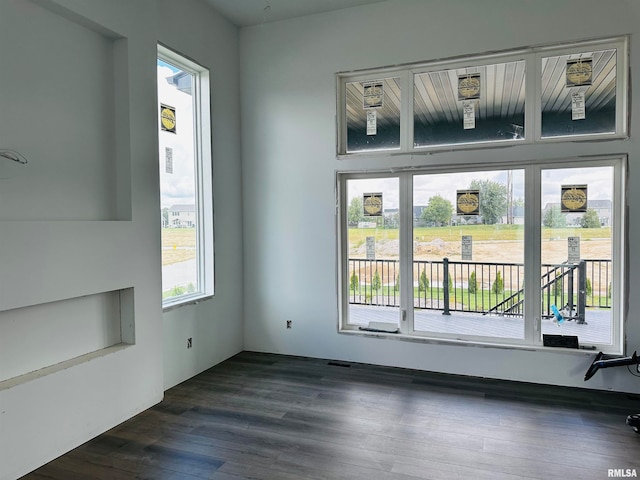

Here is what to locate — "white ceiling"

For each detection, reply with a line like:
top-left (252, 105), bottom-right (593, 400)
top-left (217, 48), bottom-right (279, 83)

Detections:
top-left (205, 0), bottom-right (387, 27)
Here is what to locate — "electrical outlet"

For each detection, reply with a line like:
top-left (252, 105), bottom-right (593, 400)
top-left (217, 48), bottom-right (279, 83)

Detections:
top-left (286, 320), bottom-right (292, 329)
top-left (187, 337), bottom-right (192, 349)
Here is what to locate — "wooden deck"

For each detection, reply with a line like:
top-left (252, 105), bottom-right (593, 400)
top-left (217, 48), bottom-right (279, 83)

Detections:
top-left (349, 305), bottom-right (613, 345)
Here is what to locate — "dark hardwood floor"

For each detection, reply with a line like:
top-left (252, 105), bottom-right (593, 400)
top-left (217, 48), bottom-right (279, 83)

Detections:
top-left (22, 351), bottom-right (640, 479)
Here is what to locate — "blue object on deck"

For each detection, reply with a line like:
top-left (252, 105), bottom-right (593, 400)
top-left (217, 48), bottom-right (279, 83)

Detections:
top-left (551, 304), bottom-right (564, 325)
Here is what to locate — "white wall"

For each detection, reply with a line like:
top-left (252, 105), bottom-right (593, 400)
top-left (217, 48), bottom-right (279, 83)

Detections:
top-left (157, 0), bottom-right (244, 391)
top-left (0, 0), bottom-right (243, 478)
top-left (240, 0), bottom-right (640, 393)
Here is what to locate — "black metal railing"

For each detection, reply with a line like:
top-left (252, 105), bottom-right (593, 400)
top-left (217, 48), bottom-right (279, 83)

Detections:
top-left (348, 258), bottom-right (611, 317)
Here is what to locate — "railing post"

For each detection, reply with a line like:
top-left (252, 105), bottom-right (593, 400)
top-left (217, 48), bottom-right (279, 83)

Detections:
top-left (567, 266), bottom-right (574, 316)
top-left (442, 257), bottom-right (450, 315)
top-left (577, 260), bottom-right (587, 324)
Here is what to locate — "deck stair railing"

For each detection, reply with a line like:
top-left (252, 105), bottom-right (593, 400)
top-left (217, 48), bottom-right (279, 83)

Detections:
top-left (348, 258), bottom-right (610, 319)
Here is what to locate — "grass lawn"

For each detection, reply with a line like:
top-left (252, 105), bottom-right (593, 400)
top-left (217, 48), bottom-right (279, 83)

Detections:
top-left (349, 224), bottom-right (611, 246)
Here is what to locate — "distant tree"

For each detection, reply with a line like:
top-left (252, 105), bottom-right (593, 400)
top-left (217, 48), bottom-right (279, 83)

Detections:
top-left (513, 197), bottom-right (525, 208)
top-left (580, 208), bottom-right (601, 228)
top-left (348, 197), bottom-right (365, 225)
top-left (469, 179), bottom-right (508, 225)
top-left (162, 207), bottom-right (169, 226)
top-left (543, 205), bottom-right (567, 228)
top-left (385, 212), bottom-right (399, 229)
top-left (421, 195), bottom-right (454, 226)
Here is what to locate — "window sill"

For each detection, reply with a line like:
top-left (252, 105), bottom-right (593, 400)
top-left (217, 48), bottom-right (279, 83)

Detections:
top-left (338, 326), bottom-right (619, 356)
top-left (162, 293), bottom-right (213, 313)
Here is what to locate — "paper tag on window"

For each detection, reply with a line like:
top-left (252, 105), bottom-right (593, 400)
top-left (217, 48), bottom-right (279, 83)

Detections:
top-left (461, 235), bottom-right (472, 261)
top-left (463, 101), bottom-right (475, 130)
top-left (165, 147), bottom-right (173, 174)
top-left (571, 91), bottom-right (586, 120)
top-left (366, 110), bottom-right (377, 135)
top-left (568, 236), bottom-right (580, 263)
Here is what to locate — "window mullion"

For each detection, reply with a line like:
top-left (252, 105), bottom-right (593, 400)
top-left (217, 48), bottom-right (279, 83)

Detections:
top-left (524, 165), bottom-right (542, 345)
top-left (399, 172), bottom-right (414, 334)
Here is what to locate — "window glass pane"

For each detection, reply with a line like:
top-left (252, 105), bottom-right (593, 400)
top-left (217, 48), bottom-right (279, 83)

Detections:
top-left (346, 77), bottom-right (401, 152)
top-left (346, 178), bottom-right (400, 328)
top-left (414, 61), bottom-right (525, 148)
top-left (412, 170), bottom-right (525, 340)
top-left (158, 58), bottom-right (199, 301)
top-left (540, 166), bottom-right (614, 345)
top-left (541, 49), bottom-right (616, 137)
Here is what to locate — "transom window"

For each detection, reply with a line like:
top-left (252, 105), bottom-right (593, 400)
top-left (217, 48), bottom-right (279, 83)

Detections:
top-left (337, 37), bottom-right (627, 155)
top-left (338, 156), bottom-right (625, 353)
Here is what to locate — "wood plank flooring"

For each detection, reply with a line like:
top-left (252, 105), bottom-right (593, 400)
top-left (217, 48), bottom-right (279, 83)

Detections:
top-left (21, 351), bottom-right (640, 479)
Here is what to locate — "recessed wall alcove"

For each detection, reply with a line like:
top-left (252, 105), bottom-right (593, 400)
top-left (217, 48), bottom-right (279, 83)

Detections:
top-left (0, 288), bottom-right (135, 386)
top-left (0, 0), bottom-right (131, 221)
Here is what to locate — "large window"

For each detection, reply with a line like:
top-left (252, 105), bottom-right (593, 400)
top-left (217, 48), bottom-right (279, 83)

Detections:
top-left (337, 37), bottom-right (627, 155)
top-left (338, 156), bottom-right (625, 353)
top-left (157, 45), bottom-right (213, 308)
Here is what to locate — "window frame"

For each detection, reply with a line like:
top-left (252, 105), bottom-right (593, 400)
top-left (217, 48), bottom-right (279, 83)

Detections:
top-left (534, 37), bottom-right (628, 142)
top-left (336, 36), bottom-right (628, 157)
top-left (158, 44), bottom-right (214, 310)
top-left (337, 155), bottom-right (626, 354)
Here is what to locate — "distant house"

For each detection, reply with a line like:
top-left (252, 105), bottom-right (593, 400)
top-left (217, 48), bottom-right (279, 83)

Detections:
top-left (542, 200), bottom-right (611, 226)
top-left (499, 205), bottom-right (525, 225)
top-left (168, 204), bottom-right (196, 227)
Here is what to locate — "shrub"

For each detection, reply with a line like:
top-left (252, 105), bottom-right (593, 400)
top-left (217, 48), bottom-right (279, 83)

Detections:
top-left (468, 271), bottom-right (477, 294)
top-left (492, 270), bottom-right (504, 294)
top-left (350, 271), bottom-right (359, 291)
top-left (551, 276), bottom-right (563, 296)
top-left (170, 286), bottom-right (185, 297)
top-left (585, 277), bottom-right (592, 298)
top-left (394, 274), bottom-right (400, 292)
top-left (372, 270), bottom-right (381, 291)
top-left (419, 270), bottom-right (429, 292)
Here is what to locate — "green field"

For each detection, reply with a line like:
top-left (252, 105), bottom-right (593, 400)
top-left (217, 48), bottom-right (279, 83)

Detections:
top-left (349, 224), bottom-right (611, 247)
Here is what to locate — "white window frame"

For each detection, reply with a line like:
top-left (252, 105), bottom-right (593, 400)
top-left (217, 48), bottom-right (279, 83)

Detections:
top-left (535, 37), bottom-right (628, 142)
top-left (158, 44), bottom-right (214, 310)
top-left (336, 36), bottom-right (628, 157)
top-left (337, 155), bottom-right (626, 354)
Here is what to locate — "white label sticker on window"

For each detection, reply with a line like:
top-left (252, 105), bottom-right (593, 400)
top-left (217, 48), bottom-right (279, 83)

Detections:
top-left (165, 147), bottom-right (173, 174)
top-left (366, 236), bottom-right (375, 260)
top-left (568, 236), bottom-right (581, 263)
top-left (366, 110), bottom-right (377, 135)
top-left (461, 235), bottom-right (473, 261)
top-left (571, 91), bottom-right (586, 120)
top-left (463, 101), bottom-right (475, 130)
